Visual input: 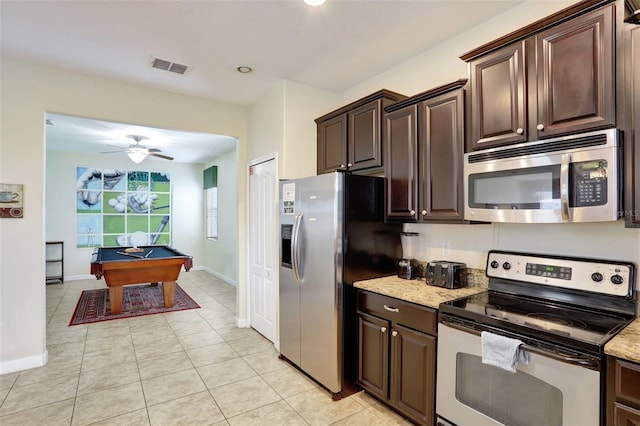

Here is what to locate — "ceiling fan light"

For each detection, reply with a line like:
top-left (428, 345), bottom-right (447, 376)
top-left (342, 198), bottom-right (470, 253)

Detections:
top-left (127, 150), bottom-right (146, 164)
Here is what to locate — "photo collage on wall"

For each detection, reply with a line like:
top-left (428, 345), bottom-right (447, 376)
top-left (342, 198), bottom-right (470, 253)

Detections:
top-left (76, 167), bottom-right (171, 248)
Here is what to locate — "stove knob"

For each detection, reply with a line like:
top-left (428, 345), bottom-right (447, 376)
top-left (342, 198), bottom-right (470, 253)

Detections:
top-left (503, 262), bottom-right (511, 270)
top-left (591, 272), bottom-right (603, 282)
top-left (490, 260), bottom-right (499, 269)
top-left (611, 274), bottom-right (624, 285)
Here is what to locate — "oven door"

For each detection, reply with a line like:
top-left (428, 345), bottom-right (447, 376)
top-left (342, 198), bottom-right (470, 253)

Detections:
top-left (436, 322), bottom-right (601, 426)
top-left (463, 129), bottom-right (619, 223)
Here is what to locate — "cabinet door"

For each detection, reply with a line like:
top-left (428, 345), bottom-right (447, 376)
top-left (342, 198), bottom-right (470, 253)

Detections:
top-left (349, 100), bottom-right (382, 171)
top-left (626, 26), bottom-right (640, 227)
top-left (317, 114), bottom-right (348, 174)
top-left (535, 4), bottom-right (614, 139)
top-left (390, 324), bottom-right (436, 426)
top-left (358, 312), bottom-right (390, 401)
top-left (385, 105), bottom-right (418, 221)
top-left (468, 40), bottom-right (527, 151)
top-left (419, 89), bottom-right (465, 221)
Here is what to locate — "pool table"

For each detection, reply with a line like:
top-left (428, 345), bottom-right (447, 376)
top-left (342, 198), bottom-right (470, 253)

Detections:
top-left (90, 245), bottom-right (193, 314)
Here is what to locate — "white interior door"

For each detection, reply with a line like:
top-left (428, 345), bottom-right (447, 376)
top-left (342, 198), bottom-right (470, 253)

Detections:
top-left (248, 157), bottom-right (277, 342)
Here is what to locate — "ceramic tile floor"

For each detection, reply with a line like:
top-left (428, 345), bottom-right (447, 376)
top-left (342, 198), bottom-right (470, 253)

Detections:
top-left (0, 270), bottom-right (412, 425)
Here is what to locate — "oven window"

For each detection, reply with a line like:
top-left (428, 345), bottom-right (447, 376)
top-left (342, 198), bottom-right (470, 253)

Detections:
top-left (468, 165), bottom-right (560, 210)
top-left (455, 353), bottom-right (563, 426)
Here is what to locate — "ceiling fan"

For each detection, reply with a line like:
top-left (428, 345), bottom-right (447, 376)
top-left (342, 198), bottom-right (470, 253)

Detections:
top-left (101, 135), bottom-right (174, 163)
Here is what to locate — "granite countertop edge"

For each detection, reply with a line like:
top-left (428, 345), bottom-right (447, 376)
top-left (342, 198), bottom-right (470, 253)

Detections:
top-left (353, 274), bottom-right (486, 310)
top-left (604, 318), bottom-right (640, 364)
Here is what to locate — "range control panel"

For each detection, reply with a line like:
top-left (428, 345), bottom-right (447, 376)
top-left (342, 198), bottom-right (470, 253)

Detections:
top-left (486, 250), bottom-right (634, 297)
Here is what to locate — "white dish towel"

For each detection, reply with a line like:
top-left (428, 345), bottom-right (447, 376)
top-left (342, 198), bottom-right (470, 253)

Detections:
top-left (481, 331), bottom-right (530, 373)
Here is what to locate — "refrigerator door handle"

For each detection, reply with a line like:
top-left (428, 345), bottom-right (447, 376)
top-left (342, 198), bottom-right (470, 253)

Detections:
top-left (291, 212), bottom-right (303, 284)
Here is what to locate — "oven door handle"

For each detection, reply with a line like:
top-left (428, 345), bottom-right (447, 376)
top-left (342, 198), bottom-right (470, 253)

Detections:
top-left (440, 318), bottom-right (600, 370)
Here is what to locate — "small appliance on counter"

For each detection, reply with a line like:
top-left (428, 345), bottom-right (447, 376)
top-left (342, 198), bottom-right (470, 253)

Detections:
top-left (425, 260), bottom-right (467, 288)
top-left (398, 232), bottom-right (421, 279)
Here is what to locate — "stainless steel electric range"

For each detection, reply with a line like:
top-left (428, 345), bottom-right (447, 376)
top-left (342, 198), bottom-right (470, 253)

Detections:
top-left (436, 250), bottom-right (636, 426)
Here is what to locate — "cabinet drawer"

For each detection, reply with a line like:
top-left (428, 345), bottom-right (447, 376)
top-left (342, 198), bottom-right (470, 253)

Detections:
top-left (615, 359), bottom-right (640, 408)
top-left (357, 290), bottom-right (437, 335)
top-left (614, 403), bottom-right (640, 426)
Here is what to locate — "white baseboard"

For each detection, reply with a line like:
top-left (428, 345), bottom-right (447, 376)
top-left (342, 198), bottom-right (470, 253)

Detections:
top-left (0, 350), bottom-right (48, 375)
top-left (236, 317), bottom-right (249, 328)
top-left (64, 274), bottom-right (95, 281)
top-left (200, 267), bottom-right (237, 287)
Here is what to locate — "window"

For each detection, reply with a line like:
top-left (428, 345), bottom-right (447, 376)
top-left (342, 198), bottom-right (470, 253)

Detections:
top-left (205, 187), bottom-right (218, 240)
top-left (204, 165), bottom-right (218, 240)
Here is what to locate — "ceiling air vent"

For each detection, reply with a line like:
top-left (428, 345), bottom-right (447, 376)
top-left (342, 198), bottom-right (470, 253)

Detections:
top-left (151, 57), bottom-right (190, 75)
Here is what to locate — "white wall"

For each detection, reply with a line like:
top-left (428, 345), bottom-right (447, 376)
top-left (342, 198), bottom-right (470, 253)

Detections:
top-left (45, 151), bottom-right (206, 278)
top-left (247, 80), bottom-right (340, 179)
top-left (0, 59), bottom-right (248, 373)
top-left (341, 0), bottom-right (576, 102)
top-left (203, 148), bottom-right (238, 284)
top-left (282, 80), bottom-right (342, 179)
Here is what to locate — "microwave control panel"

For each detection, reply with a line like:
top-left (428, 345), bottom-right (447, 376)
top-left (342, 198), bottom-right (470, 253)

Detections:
top-left (572, 160), bottom-right (607, 207)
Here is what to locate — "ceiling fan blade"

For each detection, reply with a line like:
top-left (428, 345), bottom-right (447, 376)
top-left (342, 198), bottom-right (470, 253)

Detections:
top-left (147, 148), bottom-right (162, 153)
top-left (147, 152), bottom-right (174, 161)
top-left (100, 150), bottom-right (126, 154)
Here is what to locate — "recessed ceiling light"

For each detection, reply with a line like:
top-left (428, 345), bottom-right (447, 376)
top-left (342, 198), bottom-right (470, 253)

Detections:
top-left (237, 66), bottom-right (253, 73)
top-left (304, 0), bottom-right (325, 6)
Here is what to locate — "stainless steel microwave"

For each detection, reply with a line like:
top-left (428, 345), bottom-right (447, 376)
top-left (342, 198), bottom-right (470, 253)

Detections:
top-left (464, 129), bottom-right (621, 223)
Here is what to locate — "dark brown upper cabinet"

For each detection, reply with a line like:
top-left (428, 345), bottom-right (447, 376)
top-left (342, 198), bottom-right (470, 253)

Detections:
top-left (463, 1), bottom-right (615, 151)
top-left (316, 89), bottom-right (406, 175)
top-left (384, 80), bottom-right (467, 223)
top-left (624, 9), bottom-right (640, 227)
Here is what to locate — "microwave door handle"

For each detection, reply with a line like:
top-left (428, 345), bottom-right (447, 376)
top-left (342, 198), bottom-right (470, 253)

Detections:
top-left (291, 212), bottom-right (303, 284)
top-left (560, 153), bottom-right (571, 222)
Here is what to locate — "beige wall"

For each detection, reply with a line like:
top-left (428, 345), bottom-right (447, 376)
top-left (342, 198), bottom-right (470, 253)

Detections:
top-left (204, 147), bottom-right (239, 284)
top-left (0, 59), bottom-right (248, 372)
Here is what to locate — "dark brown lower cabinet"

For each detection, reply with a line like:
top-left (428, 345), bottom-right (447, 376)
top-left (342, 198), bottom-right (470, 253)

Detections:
top-left (357, 290), bottom-right (437, 425)
top-left (607, 356), bottom-right (640, 425)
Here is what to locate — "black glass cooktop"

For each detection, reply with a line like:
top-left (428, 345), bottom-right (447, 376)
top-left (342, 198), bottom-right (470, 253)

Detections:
top-left (440, 291), bottom-right (632, 348)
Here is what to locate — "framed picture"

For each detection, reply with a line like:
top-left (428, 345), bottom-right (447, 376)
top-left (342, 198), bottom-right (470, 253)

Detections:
top-left (0, 183), bottom-right (23, 218)
top-left (76, 168), bottom-right (171, 248)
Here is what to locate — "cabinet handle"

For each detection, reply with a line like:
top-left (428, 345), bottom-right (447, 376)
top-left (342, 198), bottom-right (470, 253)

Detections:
top-left (383, 304), bottom-right (399, 313)
top-left (340, 164), bottom-right (346, 168)
top-left (537, 124), bottom-right (545, 131)
top-left (421, 209), bottom-right (427, 216)
top-left (410, 210), bottom-right (416, 216)
top-left (516, 127), bottom-right (523, 135)
top-left (347, 163), bottom-right (353, 167)
top-left (392, 330), bottom-right (398, 337)
top-left (380, 326), bottom-right (387, 333)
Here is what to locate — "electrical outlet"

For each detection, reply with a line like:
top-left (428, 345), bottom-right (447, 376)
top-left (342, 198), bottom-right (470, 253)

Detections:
top-left (442, 242), bottom-right (450, 258)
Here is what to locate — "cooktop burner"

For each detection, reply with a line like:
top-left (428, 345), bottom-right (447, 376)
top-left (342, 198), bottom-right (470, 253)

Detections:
top-left (445, 291), bottom-right (629, 345)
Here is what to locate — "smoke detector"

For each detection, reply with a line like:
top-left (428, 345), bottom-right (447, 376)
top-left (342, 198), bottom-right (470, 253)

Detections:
top-left (150, 57), bottom-right (190, 75)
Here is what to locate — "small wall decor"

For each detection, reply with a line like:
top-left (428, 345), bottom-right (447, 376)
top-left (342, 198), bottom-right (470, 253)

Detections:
top-left (0, 183), bottom-right (24, 218)
top-left (76, 167), bottom-right (171, 248)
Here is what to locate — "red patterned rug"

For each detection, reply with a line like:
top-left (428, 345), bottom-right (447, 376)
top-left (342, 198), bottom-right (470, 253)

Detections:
top-left (69, 284), bottom-right (200, 326)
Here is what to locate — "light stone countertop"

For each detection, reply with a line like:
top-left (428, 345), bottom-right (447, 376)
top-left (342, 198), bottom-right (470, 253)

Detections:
top-left (605, 318), bottom-right (640, 364)
top-left (353, 275), bottom-right (486, 310)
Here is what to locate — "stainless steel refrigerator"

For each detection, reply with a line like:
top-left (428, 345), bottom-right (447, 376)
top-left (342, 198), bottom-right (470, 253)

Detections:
top-left (279, 171), bottom-right (402, 399)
